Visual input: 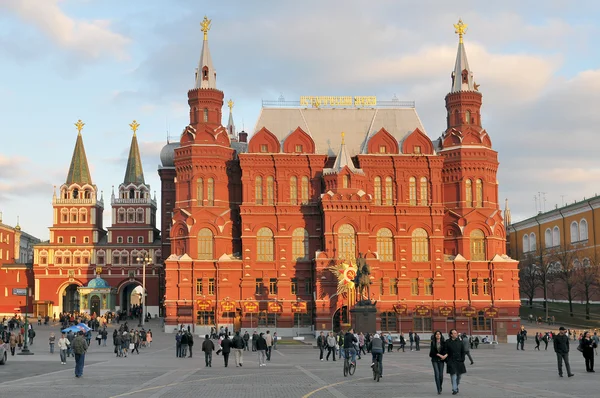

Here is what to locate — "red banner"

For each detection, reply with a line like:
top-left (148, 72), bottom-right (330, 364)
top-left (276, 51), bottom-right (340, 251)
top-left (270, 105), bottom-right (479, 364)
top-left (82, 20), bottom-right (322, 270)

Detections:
top-left (196, 299), bottom-right (212, 311)
top-left (291, 301), bottom-right (307, 313)
top-left (461, 306), bottom-right (477, 317)
top-left (484, 307), bottom-right (499, 318)
top-left (220, 300), bottom-right (236, 312)
top-left (268, 302), bottom-right (283, 313)
top-left (242, 301), bottom-right (259, 314)
top-left (393, 304), bottom-right (408, 316)
top-left (413, 305), bottom-right (431, 317)
top-left (438, 306), bottom-right (454, 317)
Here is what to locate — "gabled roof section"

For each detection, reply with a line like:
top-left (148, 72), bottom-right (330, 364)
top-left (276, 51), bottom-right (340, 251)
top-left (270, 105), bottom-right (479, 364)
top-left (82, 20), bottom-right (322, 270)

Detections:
top-left (66, 130), bottom-right (92, 185)
top-left (124, 131), bottom-right (145, 185)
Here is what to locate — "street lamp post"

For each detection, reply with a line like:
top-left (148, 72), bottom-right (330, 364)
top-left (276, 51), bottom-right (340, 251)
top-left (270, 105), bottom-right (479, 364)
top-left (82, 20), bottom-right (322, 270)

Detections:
top-left (18, 287), bottom-right (34, 356)
top-left (137, 254), bottom-right (152, 327)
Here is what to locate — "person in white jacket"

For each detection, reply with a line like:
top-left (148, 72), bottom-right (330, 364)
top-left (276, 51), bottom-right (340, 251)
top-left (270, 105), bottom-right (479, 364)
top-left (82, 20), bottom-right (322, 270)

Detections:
top-left (57, 332), bottom-right (70, 365)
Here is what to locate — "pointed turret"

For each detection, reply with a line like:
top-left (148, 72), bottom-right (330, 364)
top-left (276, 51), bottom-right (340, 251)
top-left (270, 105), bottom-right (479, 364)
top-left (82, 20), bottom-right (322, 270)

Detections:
top-left (123, 120), bottom-right (145, 185)
top-left (504, 198), bottom-right (511, 226)
top-left (66, 119), bottom-right (93, 185)
top-left (324, 132), bottom-right (364, 176)
top-left (451, 19), bottom-right (475, 93)
top-left (226, 99), bottom-right (236, 139)
top-left (195, 16), bottom-right (216, 89)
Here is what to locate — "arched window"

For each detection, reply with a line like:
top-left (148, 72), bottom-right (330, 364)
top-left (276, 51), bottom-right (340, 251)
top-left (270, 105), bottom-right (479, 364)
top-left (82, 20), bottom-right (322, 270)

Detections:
top-left (127, 208), bottom-right (135, 222)
top-left (70, 208), bottom-right (78, 223)
top-left (411, 228), bottom-right (429, 261)
top-left (203, 108), bottom-right (208, 122)
top-left (207, 178), bottom-right (214, 206)
top-left (61, 208), bottom-right (69, 223)
top-left (529, 232), bottom-right (536, 251)
top-left (523, 234), bottom-right (530, 252)
top-left (465, 110), bottom-right (471, 124)
top-left (197, 178), bottom-right (204, 206)
top-left (266, 176), bottom-right (274, 205)
top-left (545, 228), bottom-right (552, 248)
top-left (475, 179), bottom-right (483, 207)
top-left (385, 177), bottom-right (393, 205)
top-left (301, 176), bottom-right (309, 204)
top-left (374, 177), bottom-right (382, 205)
top-left (420, 177), bottom-right (428, 206)
top-left (580, 219), bottom-right (588, 241)
top-left (118, 208), bottom-right (125, 223)
top-left (79, 208), bottom-right (87, 223)
top-left (409, 177), bottom-right (416, 206)
top-left (257, 227), bottom-right (274, 261)
top-left (553, 226), bottom-right (560, 247)
top-left (337, 224), bottom-right (356, 260)
top-left (465, 179), bottom-right (472, 207)
top-left (290, 176), bottom-right (297, 205)
top-left (470, 229), bottom-right (486, 261)
top-left (380, 311), bottom-right (397, 331)
top-left (255, 176), bottom-right (263, 205)
top-left (570, 221), bottom-right (579, 243)
top-left (342, 175), bottom-right (349, 189)
top-left (39, 251), bottom-right (48, 265)
top-left (136, 208), bottom-right (144, 223)
top-left (292, 228), bottom-right (309, 261)
top-left (377, 228), bottom-right (394, 261)
top-left (197, 228), bottom-right (214, 260)
top-left (112, 251), bottom-right (120, 265)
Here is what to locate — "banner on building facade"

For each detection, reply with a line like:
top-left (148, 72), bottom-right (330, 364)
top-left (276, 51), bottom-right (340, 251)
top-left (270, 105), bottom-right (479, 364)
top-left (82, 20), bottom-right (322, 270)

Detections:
top-left (461, 306), bottom-right (477, 317)
top-left (483, 307), bottom-right (499, 318)
top-left (242, 301), bottom-right (259, 314)
top-left (196, 299), bottom-right (212, 311)
top-left (392, 304), bottom-right (408, 316)
top-left (267, 302), bottom-right (283, 313)
top-left (12, 288), bottom-right (27, 296)
top-left (291, 301), bottom-right (307, 313)
top-left (220, 299), bottom-right (236, 313)
top-left (438, 306), bottom-right (454, 317)
top-left (413, 305), bottom-right (432, 317)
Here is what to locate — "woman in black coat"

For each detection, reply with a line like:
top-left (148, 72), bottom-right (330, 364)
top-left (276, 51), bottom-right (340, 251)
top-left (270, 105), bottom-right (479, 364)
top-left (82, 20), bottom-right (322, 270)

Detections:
top-left (445, 329), bottom-right (466, 395)
top-left (429, 330), bottom-right (448, 395)
top-left (580, 331), bottom-right (597, 372)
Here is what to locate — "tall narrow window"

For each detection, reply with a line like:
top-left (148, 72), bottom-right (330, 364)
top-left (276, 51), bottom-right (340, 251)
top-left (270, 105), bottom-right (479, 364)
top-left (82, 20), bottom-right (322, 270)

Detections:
top-left (196, 279), bottom-right (203, 295)
top-left (203, 108), bottom-right (208, 122)
top-left (389, 278), bottom-right (398, 295)
top-left (465, 110), bottom-right (471, 124)
top-left (208, 278), bottom-right (215, 295)
top-left (380, 278), bottom-right (384, 295)
top-left (292, 228), bottom-right (309, 261)
top-left (425, 279), bottom-right (433, 295)
top-left (411, 228), bottom-right (429, 262)
top-left (337, 224), bottom-right (356, 260)
top-left (580, 219), bottom-right (589, 241)
top-left (269, 278), bottom-right (278, 295)
top-left (374, 176), bottom-right (382, 205)
top-left (342, 175), bottom-right (349, 188)
top-left (410, 278), bottom-right (419, 296)
top-left (301, 176), bottom-right (309, 204)
top-left (553, 226), bottom-right (560, 247)
top-left (266, 176), bottom-right (274, 205)
top-left (257, 227), bottom-right (274, 261)
top-left (475, 179), bottom-right (483, 207)
top-left (255, 278), bottom-right (263, 295)
top-left (454, 109), bottom-right (460, 125)
top-left (376, 228), bottom-right (393, 261)
top-left (197, 228), bottom-right (214, 260)
top-left (385, 177), bottom-right (393, 205)
top-left (207, 178), bottom-right (214, 206)
top-left (255, 176), bottom-right (263, 205)
top-left (470, 229), bottom-right (486, 261)
top-left (471, 278), bottom-right (479, 295)
top-left (409, 177), bottom-right (416, 206)
top-left (483, 278), bottom-right (490, 295)
top-left (570, 222), bottom-right (579, 243)
top-left (420, 177), bottom-right (428, 206)
top-left (465, 179), bottom-right (472, 207)
top-left (291, 278), bottom-right (298, 295)
top-left (290, 176), bottom-right (298, 205)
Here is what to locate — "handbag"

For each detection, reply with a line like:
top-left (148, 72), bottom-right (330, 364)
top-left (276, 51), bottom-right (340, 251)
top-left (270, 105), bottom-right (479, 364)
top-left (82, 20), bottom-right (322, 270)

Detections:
top-left (129, 343), bottom-right (135, 350)
top-left (577, 345), bottom-right (584, 353)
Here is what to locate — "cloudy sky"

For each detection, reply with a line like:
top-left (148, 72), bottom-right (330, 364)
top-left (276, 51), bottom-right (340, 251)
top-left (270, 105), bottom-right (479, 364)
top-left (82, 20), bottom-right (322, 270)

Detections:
top-left (1, 0), bottom-right (599, 240)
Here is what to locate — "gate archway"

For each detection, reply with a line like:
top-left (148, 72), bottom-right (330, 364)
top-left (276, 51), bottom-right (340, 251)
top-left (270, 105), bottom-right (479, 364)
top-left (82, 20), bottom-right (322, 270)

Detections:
top-left (332, 306), bottom-right (348, 333)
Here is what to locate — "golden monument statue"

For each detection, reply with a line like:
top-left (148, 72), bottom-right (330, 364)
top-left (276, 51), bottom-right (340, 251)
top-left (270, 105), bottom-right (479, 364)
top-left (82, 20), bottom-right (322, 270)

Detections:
top-left (201, 16), bottom-right (212, 40)
top-left (74, 119), bottom-right (85, 134)
top-left (454, 18), bottom-right (468, 43)
top-left (129, 120), bottom-right (140, 135)
top-left (227, 99), bottom-right (234, 112)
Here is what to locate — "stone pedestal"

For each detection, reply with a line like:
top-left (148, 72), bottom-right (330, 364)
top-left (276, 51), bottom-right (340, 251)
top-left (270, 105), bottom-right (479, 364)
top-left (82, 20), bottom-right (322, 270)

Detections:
top-left (350, 304), bottom-right (377, 334)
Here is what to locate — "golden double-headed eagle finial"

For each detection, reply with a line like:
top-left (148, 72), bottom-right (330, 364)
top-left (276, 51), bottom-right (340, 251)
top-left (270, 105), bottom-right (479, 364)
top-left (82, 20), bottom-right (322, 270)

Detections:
top-left (201, 16), bottom-right (212, 40)
top-left (227, 99), bottom-right (234, 112)
top-left (129, 120), bottom-right (140, 135)
top-left (454, 18), bottom-right (468, 43)
top-left (75, 119), bottom-right (85, 134)
top-left (341, 132), bottom-right (345, 145)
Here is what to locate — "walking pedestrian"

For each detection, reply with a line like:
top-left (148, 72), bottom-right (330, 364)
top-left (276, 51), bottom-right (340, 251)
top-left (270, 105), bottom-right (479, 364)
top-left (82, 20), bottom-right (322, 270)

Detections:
top-left (187, 332), bottom-right (194, 358)
top-left (232, 331), bottom-right (244, 367)
top-left (359, 332), bottom-right (366, 356)
top-left (202, 334), bottom-right (215, 367)
top-left (265, 330), bottom-right (273, 361)
top-left (9, 332), bottom-right (17, 356)
top-left (446, 329), bottom-right (466, 395)
top-left (326, 331), bottom-right (337, 361)
top-left (534, 332), bottom-right (541, 350)
top-left (243, 331), bottom-right (250, 351)
top-left (415, 333), bottom-right (421, 351)
top-left (543, 333), bottom-right (549, 350)
top-left (58, 332), bottom-right (70, 364)
top-left (72, 331), bottom-right (88, 378)
top-left (462, 333), bottom-right (474, 365)
top-left (49, 332), bottom-right (56, 354)
top-left (220, 332), bottom-right (232, 367)
top-left (273, 332), bottom-right (278, 350)
top-left (593, 332), bottom-right (599, 356)
top-left (180, 330), bottom-right (189, 358)
top-left (430, 330), bottom-right (448, 395)
top-left (317, 331), bottom-right (326, 361)
top-left (579, 331), bottom-right (596, 372)
top-left (409, 331), bottom-right (414, 351)
top-left (256, 332), bottom-right (267, 367)
top-left (252, 330), bottom-right (258, 352)
top-left (554, 326), bottom-right (574, 378)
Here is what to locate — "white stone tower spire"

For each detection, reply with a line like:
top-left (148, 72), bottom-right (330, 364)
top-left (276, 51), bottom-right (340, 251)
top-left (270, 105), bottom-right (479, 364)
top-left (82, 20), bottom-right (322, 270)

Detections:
top-left (195, 16), bottom-right (216, 89)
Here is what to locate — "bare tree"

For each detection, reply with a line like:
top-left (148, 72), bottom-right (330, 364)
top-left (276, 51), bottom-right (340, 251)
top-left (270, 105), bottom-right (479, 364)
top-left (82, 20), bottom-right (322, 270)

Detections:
top-left (574, 248), bottom-right (600, 320)
top-left (550, 245), bottom-right (581, 318)
top-left (519, 253), bottom-right (541, 308)
top-left (536, 247), bottom-right (556, 313)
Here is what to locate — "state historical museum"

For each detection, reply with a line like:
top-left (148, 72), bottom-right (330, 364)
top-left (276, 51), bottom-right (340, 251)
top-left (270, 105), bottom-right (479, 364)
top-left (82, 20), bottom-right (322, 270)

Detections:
top-left (161, 18), bottom-right (520, 339)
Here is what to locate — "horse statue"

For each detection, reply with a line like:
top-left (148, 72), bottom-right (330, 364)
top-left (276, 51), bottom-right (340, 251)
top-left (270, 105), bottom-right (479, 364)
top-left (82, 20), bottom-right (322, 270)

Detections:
top-left (354, 253), bottom-right (371, 304)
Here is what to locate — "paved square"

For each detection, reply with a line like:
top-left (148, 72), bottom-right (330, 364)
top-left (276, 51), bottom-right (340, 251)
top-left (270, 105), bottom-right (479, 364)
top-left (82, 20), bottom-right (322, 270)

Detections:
top-left (0, 321), bottom-right (597, 397)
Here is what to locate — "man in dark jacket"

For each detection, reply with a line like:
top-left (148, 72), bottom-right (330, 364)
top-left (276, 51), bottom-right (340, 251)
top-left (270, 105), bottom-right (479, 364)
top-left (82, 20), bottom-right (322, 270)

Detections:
top-left (343, 329), bottom-right (358, 364)
top-left (180, 331), bottom-right (189, 358)
top-left (554, 326), bottom-right (574, 377)
top-left (256, 332), bottom-right (268, 366)
top-left (232, 331), bottom-right (244, 367)
top-left (446, 329), bottom-right (466, 395)
top-left (72, 331), bottom-right (88, 378)
top-left (317, 331), bottom-right (326, 361)
top-left (252, 331), bottom-right (258, 352)
top-left (220, 334), bottom-right (233, 367)
top-left (187, 332), bottom-right (194, 358)
top-left (243, 331), bottom-right (250, 351)
top-left (201, 334), bottom-right (214, 367)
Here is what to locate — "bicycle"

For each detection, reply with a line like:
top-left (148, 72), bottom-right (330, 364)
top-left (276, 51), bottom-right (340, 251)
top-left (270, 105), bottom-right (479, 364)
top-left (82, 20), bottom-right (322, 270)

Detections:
top-left (372, 353), bottom-right (382, 382)
top-left (343, 348), bottom-right (356, 377)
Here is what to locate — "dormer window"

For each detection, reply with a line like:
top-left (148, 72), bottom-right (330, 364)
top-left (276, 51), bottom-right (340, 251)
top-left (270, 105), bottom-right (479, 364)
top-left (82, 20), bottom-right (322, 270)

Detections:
top-left (379, 145), bottom-right (386, 154)
top-left (414, 146), bottom-right (421, 154)
top-left (260, 144), bottom-right (268, 153)
top-left (295, 144), bottom-right (303, 153)
top-left (461, 69), bottom-right (469, 84)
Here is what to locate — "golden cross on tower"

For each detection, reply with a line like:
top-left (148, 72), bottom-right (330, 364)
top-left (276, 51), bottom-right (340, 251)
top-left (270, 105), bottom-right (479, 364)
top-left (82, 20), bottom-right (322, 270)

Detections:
top-left (74, 119), bottom-right (85, 134)
top-left (341, 132), bottom-right (345, 145)
top-left (227, 99), bottom-right (234, 112)
top-left (129, 120), bottom-right (140, 136)
top-left (201, 16), bottom-right (212, 41)
top-left (454, 18), bottom-right (468, 44)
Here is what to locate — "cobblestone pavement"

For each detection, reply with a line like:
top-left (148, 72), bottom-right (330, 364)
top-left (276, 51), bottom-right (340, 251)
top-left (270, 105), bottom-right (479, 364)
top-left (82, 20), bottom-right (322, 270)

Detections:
top-left (0, 321), bottom-right (598, 397)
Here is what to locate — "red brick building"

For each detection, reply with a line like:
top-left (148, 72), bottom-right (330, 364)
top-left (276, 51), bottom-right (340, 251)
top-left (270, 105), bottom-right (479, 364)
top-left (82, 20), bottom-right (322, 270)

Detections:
top-left (162, 19), bottom-right (520, 339)
top-left (30, 122), bottom-right (162, 318)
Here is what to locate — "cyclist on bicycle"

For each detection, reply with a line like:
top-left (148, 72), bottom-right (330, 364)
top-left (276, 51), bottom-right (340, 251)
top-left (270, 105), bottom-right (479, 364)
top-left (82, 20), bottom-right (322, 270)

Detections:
top-left (370, 333), bottom-right (384, 377)
top-left (343, 328), bottom-right (358, 365)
